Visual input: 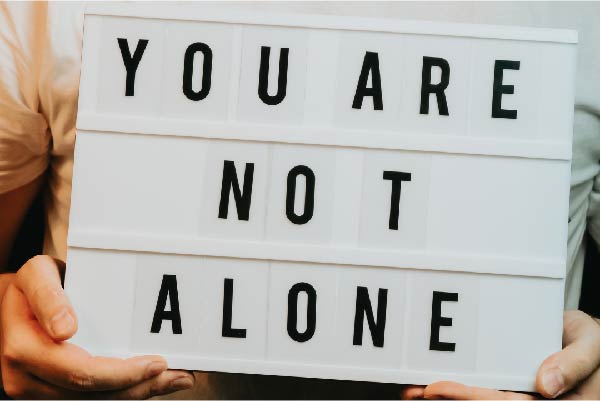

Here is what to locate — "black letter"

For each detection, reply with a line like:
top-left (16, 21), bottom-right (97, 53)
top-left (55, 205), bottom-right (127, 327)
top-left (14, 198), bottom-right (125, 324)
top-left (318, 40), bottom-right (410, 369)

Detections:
top-left (183, 42), bottom-right (213, 101)
top-left (222, 278), bottom-right (247, 338)
top-left (287, 282), bottom-right (316, 342)
top-left (218, 160), bottom-right (254, 221)
top-left (491, 60), bottom-right (520, 119)
top-left (258, 46), bottom-right (289, 105)
top-left (429, 291), bottom-right (458, 351)
top-left (151, 274), bottom-right (182, 334)
top-left (117, 38), bottom-right (149, 96)
top-left (383, 171), bottom-right (412, 230)
top-left (286, 165), bottom-right (315, 225)
top-left (352, 51), bottom-right (383, 110)
top-left (353, 287), bottom-right (388, 347)
top-left (420, 56), bottom-right (450, 116)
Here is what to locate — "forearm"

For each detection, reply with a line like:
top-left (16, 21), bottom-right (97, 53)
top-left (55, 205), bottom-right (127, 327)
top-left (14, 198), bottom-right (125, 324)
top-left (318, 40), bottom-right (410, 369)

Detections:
top-left (0, 272), bottom-right (15, 387)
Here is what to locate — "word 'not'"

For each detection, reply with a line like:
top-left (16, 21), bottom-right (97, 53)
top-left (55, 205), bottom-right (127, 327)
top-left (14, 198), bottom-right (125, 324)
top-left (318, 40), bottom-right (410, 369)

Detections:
top-left (219, 160), bottom-right (411, 230)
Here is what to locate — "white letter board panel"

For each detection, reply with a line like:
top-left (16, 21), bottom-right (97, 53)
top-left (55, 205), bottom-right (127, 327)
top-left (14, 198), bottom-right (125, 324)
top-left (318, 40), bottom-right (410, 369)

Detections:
top-left (66, 3), bottom-right (577, 392)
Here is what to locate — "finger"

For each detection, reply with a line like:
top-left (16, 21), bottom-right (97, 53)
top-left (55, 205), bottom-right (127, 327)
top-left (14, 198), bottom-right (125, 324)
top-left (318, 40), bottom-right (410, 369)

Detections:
top-left (536, 311), bottom-right (600, 398)
top-left (401, 385), bottom-right (426, 399)
top-left (14, 255), bottom-right (77, 341)
top-left (424, 381), bottom-right (535, 400)
top-left (25, 373), bottom-right (85, 399)
top-left (2, 367), bottom-right (82, 399)
top-left (562, 368), bottom-right (599, 400)
top-left (2, 284), bottom-right (168, 391)
top-left (105, 370), bottom-right (195, 399)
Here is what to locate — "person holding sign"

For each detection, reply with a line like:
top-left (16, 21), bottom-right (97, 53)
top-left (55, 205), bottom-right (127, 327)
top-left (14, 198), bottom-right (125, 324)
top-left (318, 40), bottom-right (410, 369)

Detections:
top-left (0, 2), bottom-right (599, 400)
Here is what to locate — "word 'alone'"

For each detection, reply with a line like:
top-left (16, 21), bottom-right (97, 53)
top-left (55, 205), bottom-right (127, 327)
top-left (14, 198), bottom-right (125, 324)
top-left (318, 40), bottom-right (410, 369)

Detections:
top-left (151, 274), bottom-right (460, 352)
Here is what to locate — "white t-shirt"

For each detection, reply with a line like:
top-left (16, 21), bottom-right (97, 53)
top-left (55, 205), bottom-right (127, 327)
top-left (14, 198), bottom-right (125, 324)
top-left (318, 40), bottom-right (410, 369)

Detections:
top-left (0, 2), bottom-right (598, 398)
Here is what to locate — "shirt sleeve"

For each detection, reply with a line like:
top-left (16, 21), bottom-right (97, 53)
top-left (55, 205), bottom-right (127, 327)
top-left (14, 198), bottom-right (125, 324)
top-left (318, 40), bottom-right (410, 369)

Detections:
top-left (570, 105), bottom-right (600, 248)
top-left (0, 2), bottom-right (50, 194)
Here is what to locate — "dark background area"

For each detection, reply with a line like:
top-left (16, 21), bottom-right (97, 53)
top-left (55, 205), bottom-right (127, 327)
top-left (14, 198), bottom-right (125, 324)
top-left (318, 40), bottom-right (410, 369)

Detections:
top-left (6, 189), bottom-right (45, 273)
top-left (580, 231), bottom-right (600, 318)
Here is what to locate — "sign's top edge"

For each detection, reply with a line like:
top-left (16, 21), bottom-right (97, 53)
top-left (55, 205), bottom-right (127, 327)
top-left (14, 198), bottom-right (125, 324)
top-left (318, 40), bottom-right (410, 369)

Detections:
top-left (83, 3), bottom-right (579, 44)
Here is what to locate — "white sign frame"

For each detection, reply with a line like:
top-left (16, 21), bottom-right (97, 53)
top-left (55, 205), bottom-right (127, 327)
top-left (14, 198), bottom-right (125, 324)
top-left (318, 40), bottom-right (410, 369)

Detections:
top-left (66, 3), bottom-right (577, 392)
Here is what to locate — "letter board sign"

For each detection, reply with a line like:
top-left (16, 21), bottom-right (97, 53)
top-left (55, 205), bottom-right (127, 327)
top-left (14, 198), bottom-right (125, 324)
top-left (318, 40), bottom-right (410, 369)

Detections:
top-left (65, 3), bottom-right (577, 391)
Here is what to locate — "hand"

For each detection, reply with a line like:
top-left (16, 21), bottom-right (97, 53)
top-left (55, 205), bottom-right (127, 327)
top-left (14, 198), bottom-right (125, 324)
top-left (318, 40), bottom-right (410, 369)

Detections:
top-left (0, 255), bottom-right (196, 399)
top-left (401, 310), bottom-right (600, 400)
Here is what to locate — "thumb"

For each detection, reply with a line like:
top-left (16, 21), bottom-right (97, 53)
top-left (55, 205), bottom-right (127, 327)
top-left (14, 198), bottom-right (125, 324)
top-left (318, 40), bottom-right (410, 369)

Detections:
top-left (536, 311), bottom-right (600, 399)
top-left (14, 255), bottom-right (77, 341)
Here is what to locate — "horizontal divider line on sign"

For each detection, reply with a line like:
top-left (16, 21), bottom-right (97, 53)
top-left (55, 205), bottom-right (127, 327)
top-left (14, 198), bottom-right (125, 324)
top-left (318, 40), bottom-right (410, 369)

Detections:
top-left (84, 3), bottom-right (578, 44)
top-left (88, 349), bottom-right (535, 391)
top-left (76, 114), bottom-right (572, 161)
top-left (67, 231), bottom-right (565, 279)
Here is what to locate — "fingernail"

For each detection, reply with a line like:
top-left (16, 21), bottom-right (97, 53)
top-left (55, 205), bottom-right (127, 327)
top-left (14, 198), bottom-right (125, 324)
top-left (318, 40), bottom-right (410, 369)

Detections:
top-left (170, 376), bottom-right (194, 391)
top-left (50, 309), bottom-right (75, 337)
top-left (542, 368), bottom-right (564, 397)
top-left (145, 361), bottom-right (167, 378)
